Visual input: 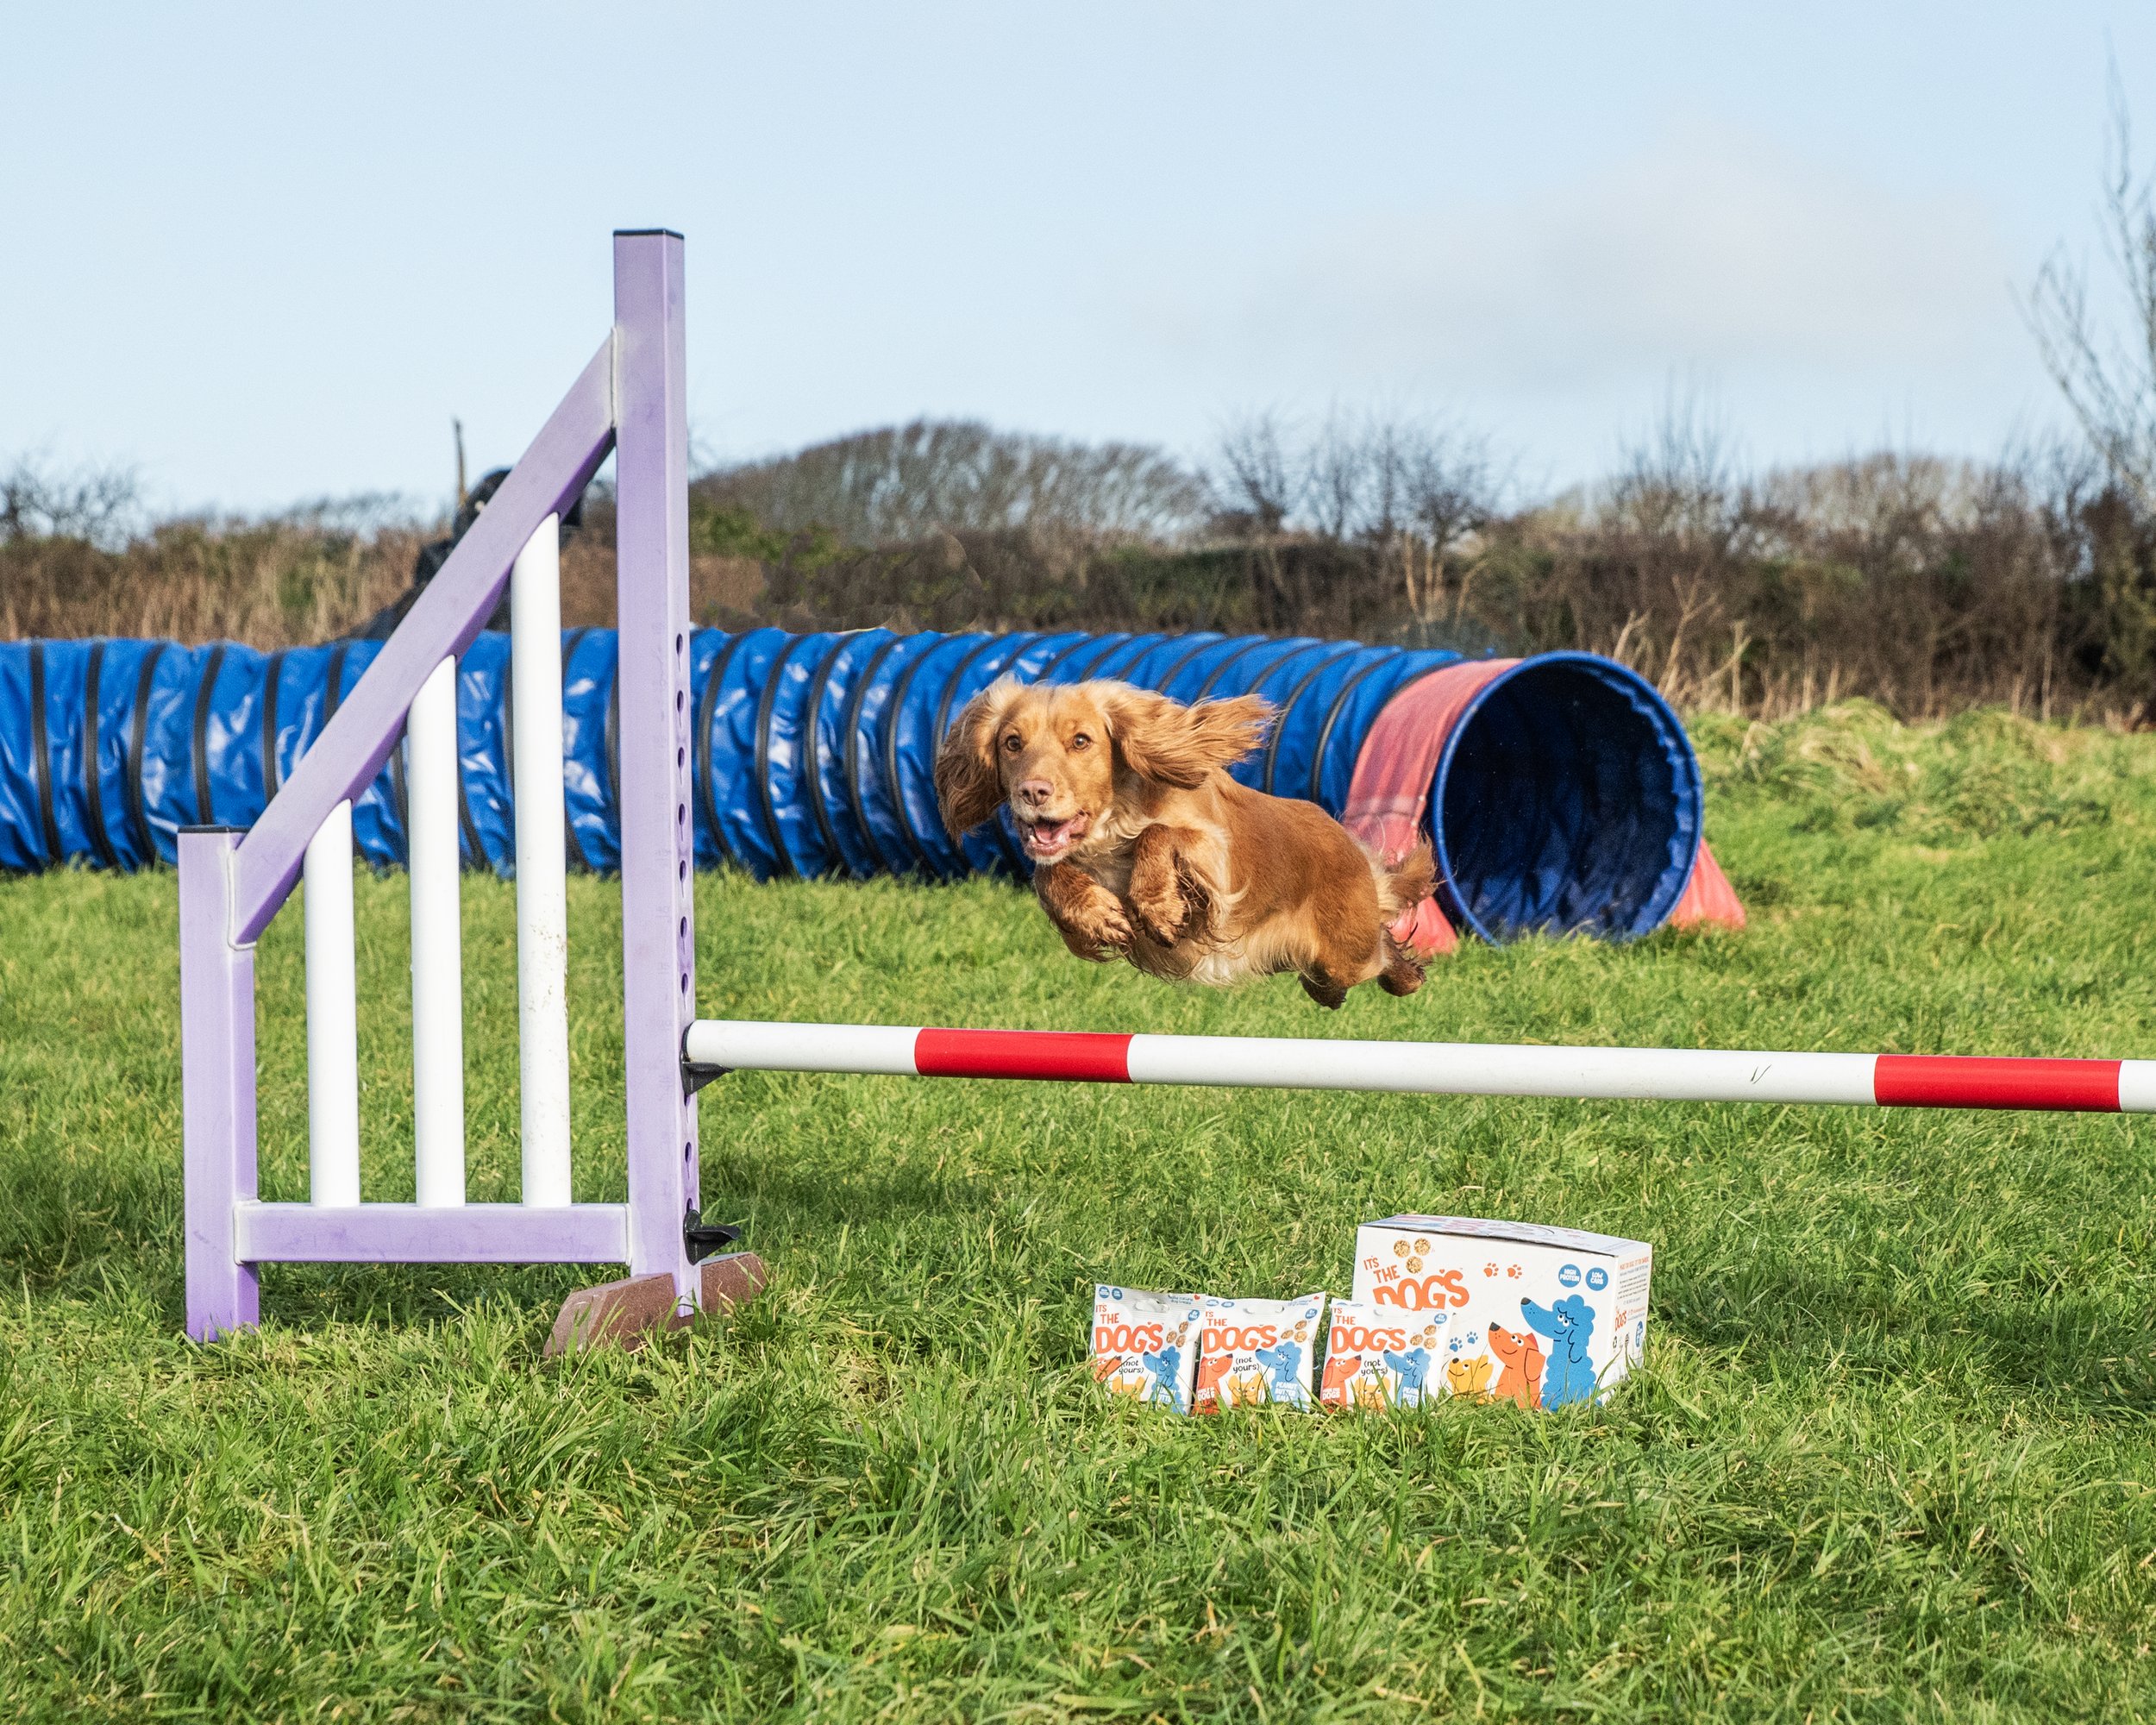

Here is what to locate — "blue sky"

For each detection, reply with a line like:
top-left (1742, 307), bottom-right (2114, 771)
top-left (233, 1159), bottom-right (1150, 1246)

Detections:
top-left (6, 3), bottom-right (2153, 515)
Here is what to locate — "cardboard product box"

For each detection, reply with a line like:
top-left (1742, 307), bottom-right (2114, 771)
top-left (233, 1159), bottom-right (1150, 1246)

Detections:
top-left (1350, 1216), bottom-right (1653, 1408)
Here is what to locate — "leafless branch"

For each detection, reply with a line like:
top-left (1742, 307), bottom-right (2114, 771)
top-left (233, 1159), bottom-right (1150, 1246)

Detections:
top-left (0, 454), bottom-right (141, 549)
top-left (2026, 66), bottom-right (2156, 512)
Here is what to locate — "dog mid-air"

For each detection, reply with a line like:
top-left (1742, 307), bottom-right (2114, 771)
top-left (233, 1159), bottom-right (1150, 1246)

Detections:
top-left (934, 678), bottom-right (1433, 1008)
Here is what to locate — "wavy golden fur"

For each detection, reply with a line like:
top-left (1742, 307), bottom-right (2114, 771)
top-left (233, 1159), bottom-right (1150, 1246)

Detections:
top-left (935, 677), bottom-right (1434, 1008)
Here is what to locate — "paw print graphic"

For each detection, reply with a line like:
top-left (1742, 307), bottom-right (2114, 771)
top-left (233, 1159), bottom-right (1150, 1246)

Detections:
top-left (1505, 1264), bottom-right (1522, 1279)
top-left (1482, 1262), bottom-right (1500, 1277)
top-left (1464, 1331), bottom-right (1480, 1345)
top-left (1448, 1336), bottom-right (1463, 1353)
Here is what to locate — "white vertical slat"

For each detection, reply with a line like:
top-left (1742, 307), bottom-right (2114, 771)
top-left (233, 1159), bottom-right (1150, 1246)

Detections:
top-left (511, 514), bottom-right (573, 1206)
top-left (303, 798), bottom-right (361, 1206)
top-left (407, 656), bottom-right (466, 1206)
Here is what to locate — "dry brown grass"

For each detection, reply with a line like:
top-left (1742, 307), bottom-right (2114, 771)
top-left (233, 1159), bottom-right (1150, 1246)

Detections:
top-left (0, 522), bottom-right (697, 646)
top-left (1, 520), bottom-right (421, 647)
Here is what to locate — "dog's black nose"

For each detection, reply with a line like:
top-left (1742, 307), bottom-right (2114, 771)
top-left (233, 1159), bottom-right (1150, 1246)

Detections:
top-left (1016, 778), bottom-right (1053, 806)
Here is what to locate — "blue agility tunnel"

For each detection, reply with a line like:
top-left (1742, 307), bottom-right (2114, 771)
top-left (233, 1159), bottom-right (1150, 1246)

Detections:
top-left (0, 630), bottom-right (1703, 941)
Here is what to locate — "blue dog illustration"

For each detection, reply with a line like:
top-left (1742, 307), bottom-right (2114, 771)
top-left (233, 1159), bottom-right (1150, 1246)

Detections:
top-left (1139, 1344), bottom-right (1185, 1409)
top-left (1382, 1346), bottom-right (1432, 1407)
top-left (1254, 1339), bottom-right (1305, 1404)
top-left (1520, 1295), bottom-right (1596, 1407)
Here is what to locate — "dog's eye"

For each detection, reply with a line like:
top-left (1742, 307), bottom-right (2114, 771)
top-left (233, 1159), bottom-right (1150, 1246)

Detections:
top-left (1001, 733), bottom-right (1021, 753)
top-left (1069, 732), bottom-right (1091, 750)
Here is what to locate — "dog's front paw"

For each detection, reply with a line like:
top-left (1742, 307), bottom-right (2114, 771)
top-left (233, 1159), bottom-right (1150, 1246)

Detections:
top-left (1071, 896), bottom-right (1134, 956)
top-left (1131, 881), bottom-right (1188, 947)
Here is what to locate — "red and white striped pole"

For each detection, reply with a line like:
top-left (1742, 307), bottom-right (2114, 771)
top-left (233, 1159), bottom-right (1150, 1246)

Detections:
top-left (683, 1019), bottom-right (2156, 1113)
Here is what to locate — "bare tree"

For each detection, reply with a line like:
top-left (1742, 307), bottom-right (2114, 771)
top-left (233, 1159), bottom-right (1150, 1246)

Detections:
top-left (1213, 412), bottom-right (1295, 534)
top-left (0, 454), bottom-right (141, 548)
top-left (1604, 390), bottom-right (1744, 549)
top-left (1303, 411), bottom-right (1369, 541)
top-left (2028, 71), bottom-right (2156, 513)
top-left (1398, 424), bottom-right (1499, 553)
top-left (1212, 411), bottom-right (1501, 545)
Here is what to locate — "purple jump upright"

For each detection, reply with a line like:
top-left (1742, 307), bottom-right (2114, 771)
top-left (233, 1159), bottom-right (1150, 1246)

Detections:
top-left (179, 231), bottom-right (763, 1349)
top-left (611, 232), bottom-right (705, 1314)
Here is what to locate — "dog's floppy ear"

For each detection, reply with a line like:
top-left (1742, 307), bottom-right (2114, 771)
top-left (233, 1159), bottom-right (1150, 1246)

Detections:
top-left (1100, 684), bottom-right (1272, 789)
top-left (935, 675), bottom-right (1021, 837)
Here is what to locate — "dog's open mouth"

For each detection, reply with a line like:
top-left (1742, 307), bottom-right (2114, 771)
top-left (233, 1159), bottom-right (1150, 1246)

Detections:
top-left (1020, 812), bottom-right (1091, 861)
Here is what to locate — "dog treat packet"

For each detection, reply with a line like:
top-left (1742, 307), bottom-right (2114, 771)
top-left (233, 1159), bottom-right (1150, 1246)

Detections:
top-left (1319, 1299), bottom-right (1446, 1411)
top-left (1091, 1285), bottom-right (1203, 1414)
top-left (1351, 1215), bottom-right (1655, 1408)
top-left (1194, 1292), bottom-right (1327, 1414)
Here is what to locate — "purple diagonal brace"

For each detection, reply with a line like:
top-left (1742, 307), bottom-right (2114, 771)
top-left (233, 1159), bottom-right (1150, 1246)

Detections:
top-left (228, 340), bottom-right (617, 944)
top-left (181, 828), bottom-right (260, 1339)
top-left (614, 231), bottom-right (701, 1308)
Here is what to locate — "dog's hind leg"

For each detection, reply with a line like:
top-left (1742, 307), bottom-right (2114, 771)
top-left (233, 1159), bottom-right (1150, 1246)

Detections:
top-left (1378, 932), bottom-right (1425, 997)
top-left (1298, 896), bottom-right (1384, 1009)
top-left (1300, 971), bottom-right (1349, 1010)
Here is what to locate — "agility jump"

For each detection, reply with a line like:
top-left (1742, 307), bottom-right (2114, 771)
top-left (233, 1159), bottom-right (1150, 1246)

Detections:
top-left (179, 230), bottom-right (754, 1352)
top-left (684, 1021), bottom-right (2156, 1113)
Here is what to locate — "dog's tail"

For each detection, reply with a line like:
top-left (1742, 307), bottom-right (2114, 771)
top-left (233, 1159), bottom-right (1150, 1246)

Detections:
top-left (1366, 841), bottom-right (1437, 918)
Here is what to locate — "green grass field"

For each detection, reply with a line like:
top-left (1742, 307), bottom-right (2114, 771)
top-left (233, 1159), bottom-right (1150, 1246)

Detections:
top-left (4, 701), bottom-right (2156, 1721)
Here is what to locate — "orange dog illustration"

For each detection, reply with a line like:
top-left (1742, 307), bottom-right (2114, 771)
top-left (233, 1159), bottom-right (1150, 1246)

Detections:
top-left (1444, 1353), bottom-right (1492, 1400)
top-left (1194, 1351), bottom-right (1233, 1412)
top-left (1487, 1324), bottom-right (1544, 1411)
top-left (1320, 1352), bottom-right (1362, 1406)
top-left (1093, 1354), bottom-right (1127, 1383)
